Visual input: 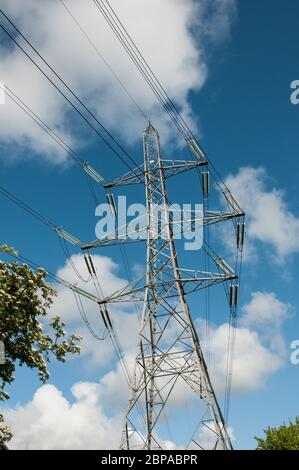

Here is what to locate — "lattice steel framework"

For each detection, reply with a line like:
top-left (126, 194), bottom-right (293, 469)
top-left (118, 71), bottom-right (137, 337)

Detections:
top-left (55, 122), bottom-right (244, 449)
top-left (113, 123), bottom-right (239, 450)
top-left (0, 4), bottom-right (247, 451)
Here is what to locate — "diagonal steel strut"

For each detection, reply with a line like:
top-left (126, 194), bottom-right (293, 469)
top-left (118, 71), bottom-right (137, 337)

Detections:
top-left (120, 122), bottom-right (233, 450)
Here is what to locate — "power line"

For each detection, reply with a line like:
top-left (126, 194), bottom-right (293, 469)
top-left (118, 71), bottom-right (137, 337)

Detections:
top-left (104, 0), bottom-right (194, 135)
top-left (55, 0), bottom-right (156, 329)
top-left (0, 185), bottom-right (55, 230)
top-left (0, 196), bottom-right (133, 350)
top-left (3, 247), bottom-right (107, 340)
top-left (0, 182), bottom-right (100, 286)
top-left (92, 0), bottom-right (196, 144)
top-left (72, 290), bottom-right (108, 341)
top-left (1, 82), bottom-right (107, 201)
top-left (0, 9), bottom-right (140, 174)
top-left (57, 234), bottom-right (91, 283)
top-left (92, 0), bottom-right (244, 211)
top-left (4, 249), bottom-right (97, 302)
top-left (0, 3), bottom-right (244, 441)
top-left (58, 0), bottom-right (147, 121)
top-left (1, 83), bottom-right (84, 166)
top-left (77, 248), bottom-right (149, 428)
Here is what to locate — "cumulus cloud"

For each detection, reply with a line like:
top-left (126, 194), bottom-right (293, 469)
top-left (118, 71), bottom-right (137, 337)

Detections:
top-left (188, 421), bottom-right (234, 450)
top-left (2, 378), bottom-right (178, 449)
top-left (1, 358), bottom-right (224, 449)
top-left (55, 252), bottom-right (292, 393)
top-left (241, 291), bottom-right (293, 353)
top-left (224, 166), bottom-right (299, 262)
top-left (207, 323), bottom-right (283, 393)
top-left (2, 309), bottom-right (283, 449)
top-left (53, 253), bottom-right (291, 393)
top-left (52, 253), bottom-right (291, 399)
top-left (3, 382), bottom-right (123, 449)
top-left (0, 0), bottom-right (236, 163)
top-left (199, 290), bottom-right (292, 393)
top-left (2, 264), bottom-right (292, 448)
top-left (50, 253), bottom-right (139, 366)
top-left (2, 250), bottom-right (291, 449)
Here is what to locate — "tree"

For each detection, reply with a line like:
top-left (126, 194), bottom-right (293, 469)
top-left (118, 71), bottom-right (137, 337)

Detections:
top-left (0, 244), bottom-right (82, 447)
top-left (255, 417), bottom-right (299, 450)
top-left (0, 415), bottom-right (12, 449)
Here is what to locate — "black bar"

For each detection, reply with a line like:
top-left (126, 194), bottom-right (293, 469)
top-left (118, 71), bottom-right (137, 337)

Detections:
top-left (0, 449), bottom-right (298, 466)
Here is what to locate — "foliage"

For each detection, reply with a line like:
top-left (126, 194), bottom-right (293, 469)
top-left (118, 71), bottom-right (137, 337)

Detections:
top-left (0, 244), bottom-right (81, 401)
top-left (0, 414), bottom-right (12, 448)
top-left (255, 417), bottom-right (299, 450)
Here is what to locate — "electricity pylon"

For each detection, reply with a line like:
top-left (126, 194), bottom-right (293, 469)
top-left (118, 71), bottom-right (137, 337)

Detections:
top-left (118, 122), bottom-right (231, 450)
top-left (80, 122), bottom-right (244, 450)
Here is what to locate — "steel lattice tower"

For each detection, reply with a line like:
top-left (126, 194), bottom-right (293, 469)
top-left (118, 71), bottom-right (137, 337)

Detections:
top-left (0, 4), bottom-right (246, 451)
top-left (38, 120), bottom-right (244, 449)
top-left (114, 123), bottom-right (238, 450)
top-left (74, 122), bottom-right (244, 450)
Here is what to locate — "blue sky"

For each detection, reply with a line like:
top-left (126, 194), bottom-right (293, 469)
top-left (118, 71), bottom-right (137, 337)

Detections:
top-left (1, 0), bottom-right (299, 450)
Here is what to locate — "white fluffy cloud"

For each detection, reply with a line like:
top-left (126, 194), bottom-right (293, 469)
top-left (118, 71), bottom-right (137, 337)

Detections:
top-left (3, 382), bottom-right (123, 449)
top-left (2, 377), bottom-right (177, 449)
top-left (199, 290), bottom-right (292, 393)
top-left (2, 309), bottom-right (285, 449)
top-left (54, 253), bottom-right (291, 393)
top-left (51, 253), bottom-right (139, 366)
top-left (224, 166), bottom-right (299, 262)
top-left (207, 323), bottom-right (283, 393)
top-left (2, 250), bottom-right (291, 449)
top-left (241, 291), bottom-right (293, 353)
top-left (0, 0), bottom-right (236, 163)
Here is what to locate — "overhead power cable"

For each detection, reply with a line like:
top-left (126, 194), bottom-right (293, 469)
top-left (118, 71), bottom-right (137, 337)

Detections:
top-left (92, 0), bottom-right (197, 145)
top-left (0, 9), bottom-right (140, 175)
top-left (0, 83), bottom-right (106, 189)
top-left (0, 184), bottom-right (85, 249)
top-left (3, 248), bottom-right (106, 340)
top-left (0, 185), bottom-right (55, 230)
top-left (2, 217), bottom-right (142, 415)
top-left (1, 84), bottom-right (81, 165)
top-left (58, 0), bottom-right (147, 121)
top-left (4, 249), bottom-right (98, 303)
top-left (2, 245), bottom-right (158, 433)
top-left (92, 0), bottom-right (244, 212)
top-left (0, 183), bottom-right (97, 284)
top-left (73, 290), bottom-right (108, 340)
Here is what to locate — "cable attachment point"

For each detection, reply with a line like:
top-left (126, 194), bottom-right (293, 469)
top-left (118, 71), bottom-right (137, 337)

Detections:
top-left (83, 252), bottom-right (97, 276)
top-left (186, 137), bottom-right (206, 162)
top-left (229, 284), bottom-right (239, 307)
top-left (201, 171), bottom-right (210, 197)
top-left (106, 192), bottom-right (117, 215)
top-left (98, 302), bottom-right (113, 330)
top-left (236, 222), bottom-right (246, 250)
